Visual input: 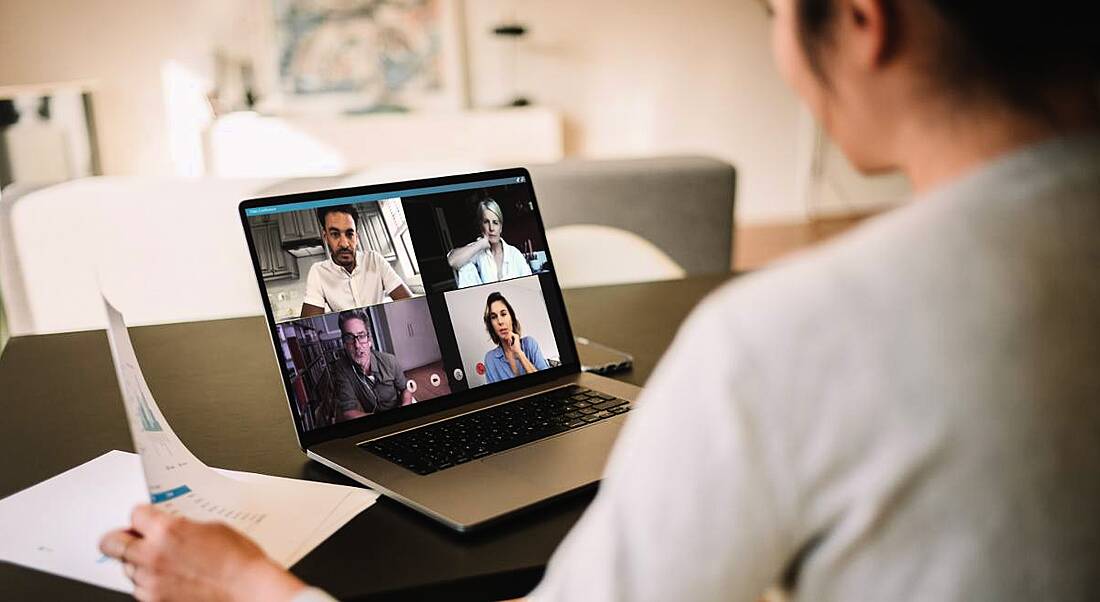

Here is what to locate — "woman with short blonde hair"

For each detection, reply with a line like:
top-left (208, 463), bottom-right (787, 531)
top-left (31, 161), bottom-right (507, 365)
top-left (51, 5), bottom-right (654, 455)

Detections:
top-left (446, 197), bottom-right (533, 287)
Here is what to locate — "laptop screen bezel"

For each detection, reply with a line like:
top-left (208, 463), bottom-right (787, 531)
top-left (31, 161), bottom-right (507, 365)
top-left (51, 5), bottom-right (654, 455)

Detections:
top-left (238, 167), bottom-right (582, 450)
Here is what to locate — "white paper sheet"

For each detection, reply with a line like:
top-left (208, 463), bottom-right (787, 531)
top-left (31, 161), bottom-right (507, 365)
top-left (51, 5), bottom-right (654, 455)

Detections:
top-left (0, 451), bottom-right (145, 593)
top-left (0, 451), bottom-right (376, 593)
top-left (0, 297), bottom-right (379, 592)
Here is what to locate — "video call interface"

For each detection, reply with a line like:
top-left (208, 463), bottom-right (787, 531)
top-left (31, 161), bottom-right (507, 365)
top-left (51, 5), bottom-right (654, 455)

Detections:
top-left (244, 176), bottom-right (572, 432)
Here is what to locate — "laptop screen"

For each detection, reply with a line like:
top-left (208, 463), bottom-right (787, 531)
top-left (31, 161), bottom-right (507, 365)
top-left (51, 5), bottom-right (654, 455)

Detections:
top-left (240, 170), bottom-right (579, 445)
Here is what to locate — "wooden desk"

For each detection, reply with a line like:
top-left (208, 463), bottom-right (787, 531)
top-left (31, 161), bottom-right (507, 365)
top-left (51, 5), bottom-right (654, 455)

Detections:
top-left (0, 274), bottom-right (731, 600)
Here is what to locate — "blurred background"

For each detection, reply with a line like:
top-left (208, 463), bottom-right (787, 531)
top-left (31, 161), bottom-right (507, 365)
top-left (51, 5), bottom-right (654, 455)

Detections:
top-left (0, 0), bottom-right (912, 339)
top-left (0, 0), bottom-right (908, 221)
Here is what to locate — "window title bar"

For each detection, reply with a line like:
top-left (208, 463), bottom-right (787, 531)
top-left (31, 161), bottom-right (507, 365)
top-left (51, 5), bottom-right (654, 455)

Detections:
top-left (244, 176), bottom-right (525, 216)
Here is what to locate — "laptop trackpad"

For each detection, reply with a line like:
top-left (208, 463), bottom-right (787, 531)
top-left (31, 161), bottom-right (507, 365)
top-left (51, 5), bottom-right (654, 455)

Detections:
top-left (481, 419), bottom-right (623, 493)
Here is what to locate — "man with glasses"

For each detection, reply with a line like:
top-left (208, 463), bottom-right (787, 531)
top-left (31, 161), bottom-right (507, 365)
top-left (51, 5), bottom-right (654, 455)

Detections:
top-left (301, 205), bottom-right (413, 318)
top-left (331, 310), bottom-right (414, 422)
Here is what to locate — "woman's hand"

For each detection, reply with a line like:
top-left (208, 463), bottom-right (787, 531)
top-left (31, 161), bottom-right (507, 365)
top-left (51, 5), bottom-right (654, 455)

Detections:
top-left (506, 334), bottom-right (525, 359)
top-left (99, 505), bottom-right (306, 602)
top-left (506, 335), bottom-right (539, 374)
top-left (446, 236), bottom-right (492, 270)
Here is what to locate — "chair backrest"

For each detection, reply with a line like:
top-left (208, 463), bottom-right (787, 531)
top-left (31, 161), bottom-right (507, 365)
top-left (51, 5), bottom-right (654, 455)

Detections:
top-left (545, 225), bottom-right (686, 288)
top-left (0, 157), bottom-right (736, 335)
top-left (0, 177), bottom-right (275, 336)
top-left (529, 155), bottom-right (737, 279)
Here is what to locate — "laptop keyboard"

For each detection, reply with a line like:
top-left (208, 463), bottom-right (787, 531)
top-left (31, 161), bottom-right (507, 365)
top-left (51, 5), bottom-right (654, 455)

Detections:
top-left (361, 385), bottom-right (630, 475)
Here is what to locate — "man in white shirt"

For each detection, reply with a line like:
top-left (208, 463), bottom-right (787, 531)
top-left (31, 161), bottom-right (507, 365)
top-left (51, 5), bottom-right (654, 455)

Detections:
top-left (300, 205), bottom-right (412, 317)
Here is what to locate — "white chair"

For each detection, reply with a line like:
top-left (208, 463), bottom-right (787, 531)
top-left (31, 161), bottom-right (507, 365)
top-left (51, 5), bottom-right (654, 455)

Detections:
top-left (546, 225), bottom-right (686, 288)
top-left (0, 177), bottom-right (274, 336)
top-left (0, 157), bottom-right (736, 335)
top-left (0, 165), bottom-right (493, 336)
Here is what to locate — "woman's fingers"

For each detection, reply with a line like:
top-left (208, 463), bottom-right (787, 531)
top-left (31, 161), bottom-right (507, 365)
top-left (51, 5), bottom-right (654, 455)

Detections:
top-left (131, 504), bottom-right (172, 537)
top-left (99, 528), bottom-right (140, 561)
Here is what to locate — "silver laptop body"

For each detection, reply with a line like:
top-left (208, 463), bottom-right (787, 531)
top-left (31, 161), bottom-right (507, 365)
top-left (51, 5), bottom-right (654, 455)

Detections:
top-left (240, 168), bottom-right (640, 531)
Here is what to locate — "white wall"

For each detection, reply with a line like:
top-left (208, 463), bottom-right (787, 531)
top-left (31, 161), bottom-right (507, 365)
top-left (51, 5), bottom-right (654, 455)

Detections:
top-left (465, 0), bottom-right (820, 222)
top-left (445, 275), bottom-right (559, 388)
top-left (383, 297), bottom-right (443, 369)
top-left (0, 0), bottom-right (266, 177)
top-left (0, 0), bottom-right (903, 223)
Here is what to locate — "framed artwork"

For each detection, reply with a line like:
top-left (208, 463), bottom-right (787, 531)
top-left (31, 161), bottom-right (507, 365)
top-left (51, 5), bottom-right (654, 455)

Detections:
top-left (274, 0), bottom-right (468, 113)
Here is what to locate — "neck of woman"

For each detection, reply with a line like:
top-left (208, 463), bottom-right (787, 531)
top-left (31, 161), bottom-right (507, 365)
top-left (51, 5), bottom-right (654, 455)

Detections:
top-left (897, 91), bottom-right (1100, 195)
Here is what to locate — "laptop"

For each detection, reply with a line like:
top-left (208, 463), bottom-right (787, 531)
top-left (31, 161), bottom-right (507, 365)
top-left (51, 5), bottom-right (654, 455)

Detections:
top-left (239, 168), bottom-right (641, 531)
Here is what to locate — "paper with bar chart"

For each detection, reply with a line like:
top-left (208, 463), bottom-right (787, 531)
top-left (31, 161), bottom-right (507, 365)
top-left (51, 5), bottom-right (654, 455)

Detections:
top-left (102, 295), bottom-right (379, 567)
top-left (0, 298), bottom-right (377, 593)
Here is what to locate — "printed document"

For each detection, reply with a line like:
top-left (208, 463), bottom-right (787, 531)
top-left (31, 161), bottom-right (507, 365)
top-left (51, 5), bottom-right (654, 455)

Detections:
top-left (0, 298), bottom-right (378, 592)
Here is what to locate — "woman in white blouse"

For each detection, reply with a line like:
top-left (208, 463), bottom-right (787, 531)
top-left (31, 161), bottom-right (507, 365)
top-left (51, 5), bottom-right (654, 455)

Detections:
top-left (446, 198), bottom-right (533, 288)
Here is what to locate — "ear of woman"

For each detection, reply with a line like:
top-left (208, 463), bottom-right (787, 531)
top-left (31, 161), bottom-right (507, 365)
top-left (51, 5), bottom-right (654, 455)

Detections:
top-left (842, 0), bottom-right (895, 70)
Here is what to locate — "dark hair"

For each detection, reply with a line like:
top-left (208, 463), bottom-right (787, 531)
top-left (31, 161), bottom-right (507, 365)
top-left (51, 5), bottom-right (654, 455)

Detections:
top-left (316, 205), bottom-right (359, 230)
top-left (795, 0), bottom-right (1100, 115)
top-left (483, 292), bottom-right (521, 346)
top-left (337, 310), bottom-right (370, 337)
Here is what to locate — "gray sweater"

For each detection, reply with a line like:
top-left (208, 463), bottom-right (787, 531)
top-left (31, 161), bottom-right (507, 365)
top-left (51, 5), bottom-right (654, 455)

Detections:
top-left (531, 134), bottom-right (1100, 601)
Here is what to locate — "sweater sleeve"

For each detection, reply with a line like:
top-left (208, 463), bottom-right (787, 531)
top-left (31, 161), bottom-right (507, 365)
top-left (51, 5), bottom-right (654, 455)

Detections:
top-left (528, 295), bottom-right (793, 602)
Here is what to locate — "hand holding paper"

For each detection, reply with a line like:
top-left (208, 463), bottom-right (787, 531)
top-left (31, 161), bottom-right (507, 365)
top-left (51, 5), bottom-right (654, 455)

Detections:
top-left (101, 296), bottom-right (377, 568)
top-left (0, 297), bottom-right (377, 595)
top-left (99, 503), bottom-right (307, 601)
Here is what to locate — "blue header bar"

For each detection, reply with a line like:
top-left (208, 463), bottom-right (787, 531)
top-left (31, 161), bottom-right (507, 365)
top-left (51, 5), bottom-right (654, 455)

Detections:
top-left (244, 176), bottom-right (525, 216)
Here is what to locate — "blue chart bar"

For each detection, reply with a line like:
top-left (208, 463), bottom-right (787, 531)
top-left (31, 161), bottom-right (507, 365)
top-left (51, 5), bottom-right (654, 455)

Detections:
top-left (150, 485), bottom-right (192, 504)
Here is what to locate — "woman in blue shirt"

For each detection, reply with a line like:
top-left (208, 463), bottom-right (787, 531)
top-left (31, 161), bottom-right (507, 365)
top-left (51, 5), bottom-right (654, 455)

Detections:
top-left (482, 291), bottom-right (549, 383)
